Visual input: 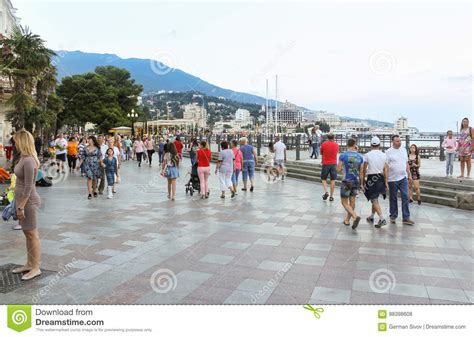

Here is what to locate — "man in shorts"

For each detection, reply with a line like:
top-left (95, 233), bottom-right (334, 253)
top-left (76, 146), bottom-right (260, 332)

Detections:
top-left (54, 133), bottom-right (68, 174)
top-left (320, 133), bottom-right (339, 201)
top-left (274, 136), bottom-right (287, 180)
top-left (337, 138), bottom-right (364, 229)
top-left (361, 136), bottom-right (388, 228)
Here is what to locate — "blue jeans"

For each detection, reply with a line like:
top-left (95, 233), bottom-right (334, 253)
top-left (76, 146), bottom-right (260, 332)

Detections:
top-left (310, 143), bottom-right (320, 158)
top-left (242, 160), bottom-right (255, 182)
top-left (446, 153), bottom-right (455, 176)
top-left (388, 177), bottom-right (410, 220)
top-left (232, 169), bottom-right (241, 185)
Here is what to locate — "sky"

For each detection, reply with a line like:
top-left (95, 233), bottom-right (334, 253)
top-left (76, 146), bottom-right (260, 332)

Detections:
top-left (13, 0), bottom-right (473, 131)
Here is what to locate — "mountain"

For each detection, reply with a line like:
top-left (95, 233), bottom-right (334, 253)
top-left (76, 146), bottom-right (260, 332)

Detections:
top-left (54, 50), bottom-right (267, 105)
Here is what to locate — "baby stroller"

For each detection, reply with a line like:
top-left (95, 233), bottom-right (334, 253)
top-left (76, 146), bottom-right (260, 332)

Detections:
top-left (185, 162), bottom-right (201, 196)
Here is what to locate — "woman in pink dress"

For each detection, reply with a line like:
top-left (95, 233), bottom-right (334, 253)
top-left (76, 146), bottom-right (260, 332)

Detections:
top-left (231, 140), bottom-right (243, 194)
top-left (457, 118), bottom-right (473, 178)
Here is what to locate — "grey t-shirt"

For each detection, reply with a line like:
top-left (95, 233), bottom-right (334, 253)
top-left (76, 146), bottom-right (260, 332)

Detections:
top-left (218, 149), bottom-right (234, 173)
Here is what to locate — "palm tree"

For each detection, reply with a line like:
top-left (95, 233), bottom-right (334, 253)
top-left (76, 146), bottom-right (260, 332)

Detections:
top-left (0, 26), bottom-right (56, 130)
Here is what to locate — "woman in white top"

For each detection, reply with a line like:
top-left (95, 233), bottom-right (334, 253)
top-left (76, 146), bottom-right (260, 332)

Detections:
top-left (264, 142), bottom-right (276, 181)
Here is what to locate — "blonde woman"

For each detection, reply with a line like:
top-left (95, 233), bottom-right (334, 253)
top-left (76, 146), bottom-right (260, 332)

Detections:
top-left (11, 129), bottom-right (42, 281)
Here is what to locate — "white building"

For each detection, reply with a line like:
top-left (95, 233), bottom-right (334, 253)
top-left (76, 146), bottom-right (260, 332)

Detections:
top-left (183, 103), bottom-right (207, 129)
top-left (0, 0), bottom-right (20, 154)
top-left (315, 111), bottom-right (341, 128)
top-left (235, 108), bottom-right (250, 122)
top-left (395, 117), bottom-right (410, 137)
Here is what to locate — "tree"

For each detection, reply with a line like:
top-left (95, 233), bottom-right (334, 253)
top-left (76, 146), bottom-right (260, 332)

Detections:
top-left (0, 26), bottom-right (56, 130)
top-left (56, 66), bottom-right (144, 133)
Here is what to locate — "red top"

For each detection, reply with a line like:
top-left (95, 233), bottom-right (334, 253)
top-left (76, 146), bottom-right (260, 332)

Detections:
top-left (196, 149), bottom-right (212, 167)
top-left (174, 140), bottom-right (183, 154)
top-left (320, 140), bottom-right (339, 165)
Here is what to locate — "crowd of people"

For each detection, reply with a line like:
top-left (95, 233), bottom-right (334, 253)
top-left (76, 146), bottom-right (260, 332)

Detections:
top-left (2, 117), bottom-right (472, 282)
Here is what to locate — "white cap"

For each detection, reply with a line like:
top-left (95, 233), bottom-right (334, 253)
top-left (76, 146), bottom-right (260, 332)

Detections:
top-left (371, 136), bottom-right (381, 146)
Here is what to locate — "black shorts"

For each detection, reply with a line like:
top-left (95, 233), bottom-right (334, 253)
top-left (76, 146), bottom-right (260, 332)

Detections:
top-left (364, 174), bottom-right (386, 201)
top-left (56, 153), bottom-right (67, 162)
top-left (321, 164), bottom-right (337, 181)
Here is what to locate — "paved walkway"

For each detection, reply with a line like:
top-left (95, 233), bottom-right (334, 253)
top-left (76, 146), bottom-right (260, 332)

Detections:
top-left (0, 158), bottom-right (472, 304)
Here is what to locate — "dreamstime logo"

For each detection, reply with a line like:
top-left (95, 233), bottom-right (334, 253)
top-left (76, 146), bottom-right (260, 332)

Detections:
top-left (43, 162), bottom-right (69, 185)
top-left (11, 310), bottom-right (28, 325)
top-left (7, 305), bottom-right (32, 332)
top-left (369, 50), bottom-right (396, 75)
top-left (258, 161), bottom-right (282, 185)
top-left (150, 51), bottom-right (176, 76)
top-left (369, 268), bottom-right (396, 294)
top-left (150, 268), bottom-right (177, 294)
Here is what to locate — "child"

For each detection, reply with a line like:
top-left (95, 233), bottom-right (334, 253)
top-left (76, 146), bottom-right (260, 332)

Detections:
top-left (263, 142), bottom-right (276, 181)
top-left (102, 148), bottom-right (118, 199)
top-left (442, 130), bottom-right (458, 178)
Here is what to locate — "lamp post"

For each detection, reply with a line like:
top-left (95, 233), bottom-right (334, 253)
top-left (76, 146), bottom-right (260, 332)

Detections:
top-left (127, 109), bottom-right (139, 137)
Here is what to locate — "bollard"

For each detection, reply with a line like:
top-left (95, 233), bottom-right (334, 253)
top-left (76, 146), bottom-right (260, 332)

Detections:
top-left (440, 136), bottom-right (446, 161)
top-left (296, 135), bottom-right (301, 160)
top-left (257, 134), bottom-right (262, 156)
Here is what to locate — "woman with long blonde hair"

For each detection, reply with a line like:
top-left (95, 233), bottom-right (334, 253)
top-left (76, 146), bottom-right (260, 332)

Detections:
top-left (11, 129), bottom-right (42, 281)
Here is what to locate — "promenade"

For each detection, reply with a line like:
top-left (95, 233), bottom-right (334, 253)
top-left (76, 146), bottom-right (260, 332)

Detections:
top-left (0, 159), bottom-right (472, 305)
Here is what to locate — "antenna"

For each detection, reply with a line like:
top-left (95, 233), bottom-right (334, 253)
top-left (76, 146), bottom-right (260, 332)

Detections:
top-left (275, 74), bottom-right (278, 134)
top-left (266, 79), bottom-right (269, 136)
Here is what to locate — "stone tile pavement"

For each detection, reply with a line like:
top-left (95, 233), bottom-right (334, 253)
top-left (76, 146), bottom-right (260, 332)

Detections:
top-left (0, 157), bottom-right (472, 304)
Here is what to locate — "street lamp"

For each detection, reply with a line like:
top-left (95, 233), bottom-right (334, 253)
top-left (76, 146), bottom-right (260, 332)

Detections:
top-left (127, 109), bottom-right (139, 136)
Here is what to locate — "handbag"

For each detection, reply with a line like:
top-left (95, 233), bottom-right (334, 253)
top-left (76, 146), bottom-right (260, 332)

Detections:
top-left (2, 198), bottom-right (17, 221)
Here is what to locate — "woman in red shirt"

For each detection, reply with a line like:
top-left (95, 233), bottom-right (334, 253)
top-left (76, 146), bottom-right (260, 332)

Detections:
top-left (196, 140), bottom-right (211, 199)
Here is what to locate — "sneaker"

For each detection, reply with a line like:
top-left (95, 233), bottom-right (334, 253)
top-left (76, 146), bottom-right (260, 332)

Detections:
top-left (402, 219), bottom-right (415, 225)
top-left (366, 216), bottom-right (375, 223)
top-left (375, 219), bottom-right (387, 228)
top-left (322, 193), bottom-right (329, 200)
top-left (281, 175), bottom-right (285, 181)
top-left (417, 200), bottom-right (421, 205)
top-left (250, 186), bottom-right (254, 192)
top-left (390, 218), bottom-right (396, 224)
top-left (329, 197), bottom-right (334, 202)
top-left (231, 191), bottom-right (236, 198)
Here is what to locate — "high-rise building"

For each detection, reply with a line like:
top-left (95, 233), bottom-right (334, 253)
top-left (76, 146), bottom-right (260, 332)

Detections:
top-left (395, 117), bottom-right (410, 136)
top-left (275, 101), bottom-right (302, 126)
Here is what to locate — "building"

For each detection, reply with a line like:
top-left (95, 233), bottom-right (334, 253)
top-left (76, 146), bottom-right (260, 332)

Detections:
top-left (235, 108), bottom-right (250, 122)
top-left (275, 101), bottom-right (303, 126)
top-left (395, 117), bottom-right (410, 137)
top-left (314, 111), bottom-right (341, 128)
top-left (0, 0), bottom-right (20, 155)
top-left (183, 103), bottom-right (207, 129)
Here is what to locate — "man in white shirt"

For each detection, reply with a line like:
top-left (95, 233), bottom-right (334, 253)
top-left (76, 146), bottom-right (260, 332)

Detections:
top-left (274, 136), bottom-right (287, 180)
top-left (386, 135), bottom-right (414, 225)
top-left (54, 133), bottom-right (68, 174)
top-left (361, 136), bottom-right (388, 228)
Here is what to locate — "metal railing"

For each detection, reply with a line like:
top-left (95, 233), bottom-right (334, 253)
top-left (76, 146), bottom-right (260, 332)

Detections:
top-left (156, 133), bottom-right (449, 161)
